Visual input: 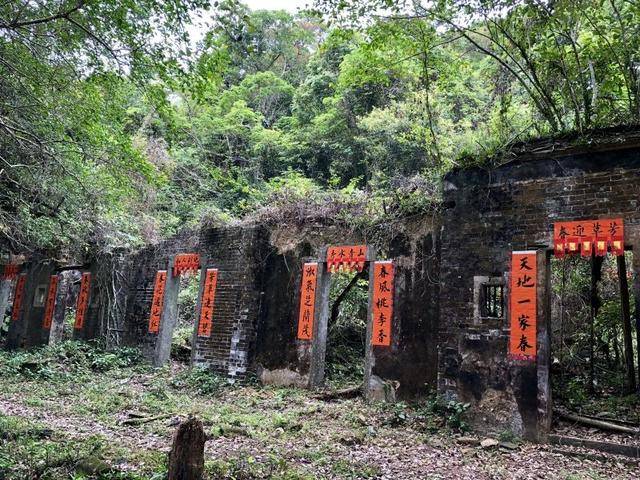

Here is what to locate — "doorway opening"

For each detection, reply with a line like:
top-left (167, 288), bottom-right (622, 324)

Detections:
top-left (325, 267), bottom-right (369, 389)
top-left (46, 269), bottom-right (83, 343)
top-left (550, 251), bottom-right (639, 442)
top-left (171, 271), bottom-right (200, 363)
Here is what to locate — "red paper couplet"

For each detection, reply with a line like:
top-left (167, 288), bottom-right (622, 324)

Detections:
top-left (1, 264), bottom-right (20, 280)
top-left (11, 274), bottom-right (27, 322)
top-left (148, 270), bottom-right (167, 334)
top-left (553, 218), bottom-right (624, 256)
top-left (371, 261), bottom-right (394, 347)
top-left (197, 268), bottom-right (218, 338)
top-left (42, 275), bottom-right (59, 329)
top-left (509, 252), bottom-right (537, 361)
top-left (74, 272), bottom-right (92, 330)
top-left (173, 253), bottom-right (201, 277)
top-left (297, 262), bottom-right (318, 340)
top-left (327, 245), bottom-right (367, 273)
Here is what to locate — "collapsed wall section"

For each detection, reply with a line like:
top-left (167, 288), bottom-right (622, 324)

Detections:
top-left (252, 218), bottom-right (441, 399)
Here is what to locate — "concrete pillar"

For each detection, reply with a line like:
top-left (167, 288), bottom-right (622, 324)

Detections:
top-left (536, 249), bottom-right (552, 441)
top-left (308, 249), bottom-right (330, 388)
top-left (363, 251), bottom-right (377, 400)
top-left (153, 255), bottom-right (180, 367)
top-left (632, 240), bottom-right (640, 389)
top-left (190, 262), bottom-right (208, 366)
top-left (0, 279), bottom-right (12, 333)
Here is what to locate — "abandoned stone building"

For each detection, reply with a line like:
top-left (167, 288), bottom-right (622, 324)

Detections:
top-left (1, 130), bottom-right (639, 443)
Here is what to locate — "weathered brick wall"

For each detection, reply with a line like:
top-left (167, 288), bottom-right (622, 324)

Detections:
top-left (192, 225), bottom-right (271, 380)
top-left (440, 144), bottom-right (640, 439)
top-left (371, 225), bottom-right (440, 399)
top-left (122, 230), bottom-right (199, 357)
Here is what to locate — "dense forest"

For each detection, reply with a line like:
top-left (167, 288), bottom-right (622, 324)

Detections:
top-left (2, 0), bottom-right (639, 255)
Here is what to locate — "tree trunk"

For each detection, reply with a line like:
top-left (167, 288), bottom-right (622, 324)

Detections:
top-left (329, 268), bottom-right (368, 326)
top-left (168, 417), bottom-right (206, 480)
top-left (616, 254), bottom-right (636, 392)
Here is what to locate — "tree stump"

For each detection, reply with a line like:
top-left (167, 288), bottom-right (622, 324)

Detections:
top-left (168, 417), bottom-right (206, 480)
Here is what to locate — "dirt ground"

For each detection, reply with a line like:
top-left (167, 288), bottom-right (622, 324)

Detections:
top-left (0, 354), bottom-right (639, 480)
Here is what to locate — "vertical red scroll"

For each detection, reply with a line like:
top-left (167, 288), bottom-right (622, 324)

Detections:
top-left (11, 274), bottom-right (27, 322)
top-left (74, 272), bottom-right (91, 330)
top-left (42, 275), bottom-right (59, 329)
top-left (297, 262), bottom-right (318, 340)
top-left (371, 261), bottom-right (394, 347)
top-left (197, 268), bottom-right (218, 337)
top-left (509, 251), bottom-right (537, 361)
top-left (148, 270), bottom-right (167, 334)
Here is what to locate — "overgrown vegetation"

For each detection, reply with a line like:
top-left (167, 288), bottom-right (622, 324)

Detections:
top-left (0, 342), bottom-right (637, 478)
top-left (2, 1), bottom-right (640, 255)
top-left (551, 253), bottom-right (640, 423)
top-left (325, 271), bottom-right (368, 386)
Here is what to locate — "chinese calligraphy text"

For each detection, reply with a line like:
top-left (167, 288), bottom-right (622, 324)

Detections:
top-left (148, 270), bottom-right (167, 334)
top-left (371, 261), bottom-right (393, 347)
top-left (1, 264), bottom-right (19, 280)
top-left (74, 272), bottom-right (92, 330)
top-left (198, 268), bottom-right (218, 337)
top-left (554, 219), bottom-right (624, 257)
top-left (173, 253), bottom-right (200, 276)
top-left (327, 246), bottom-right (367, 273)
top-left (42, 275), bottom-right (59, 329)
top-left (297, 262), bottom-right (318, 340)
top-left (509, 252), bottom-right (537, 361)
top-left (11, 274), bottom-right (26, 322)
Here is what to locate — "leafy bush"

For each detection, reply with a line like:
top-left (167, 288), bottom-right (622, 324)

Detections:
top-left (0, 341), bottom-right (142, 381)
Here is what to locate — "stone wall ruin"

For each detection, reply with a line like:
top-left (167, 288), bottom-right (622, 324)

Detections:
top-left (2, 131), bottom-right (640, 441)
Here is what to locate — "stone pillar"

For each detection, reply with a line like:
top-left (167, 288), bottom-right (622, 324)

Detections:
top-left (536, 249), bottom-right (552, 441)
top-left (190, 262), bottom-right (208, 366)
top-left (0, 279), bottom-right (12, 333)
top-left (154, 255), bottom-right (180, 367)
top-left (308, 248), bottom-right (330, 388)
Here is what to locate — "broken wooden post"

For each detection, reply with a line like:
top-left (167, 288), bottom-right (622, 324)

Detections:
top-left (617, 253), bottom-right (636, 392)
top-left (168, 417), bottom-right (206, 480)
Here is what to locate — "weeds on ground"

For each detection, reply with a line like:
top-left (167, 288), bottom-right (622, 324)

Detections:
top-left (0, 340), bottom-right (142, 382)
top-left (379, 396), bottom-right (471, 433)
top-left (0, 414), bottom-right (162, 479)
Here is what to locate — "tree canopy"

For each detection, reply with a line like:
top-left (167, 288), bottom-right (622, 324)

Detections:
top-left (1, 0), bottom-right (638, 255)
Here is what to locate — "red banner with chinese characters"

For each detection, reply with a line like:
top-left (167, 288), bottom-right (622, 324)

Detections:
top-left (198, 269), bottom-right (218, 337)
top-left (554, 218), bottom-right (624, 257)
top-left (42, 275), bottom-right (59, 329)
top-left (173, 253), bottom-right (200, 276)
top-left (11, 274), bottom-right (26, 322)
top-left (297, 263), bottom-right (318, 340)
top-left (509, 252), bottom-right (537, 361)
top-left (327, 246), bottom-right (367, 272)
top-left (148, 270), bottom-right (167, 334)
top-left (371, 261), bottom-right (394, 347)
top-left (74, 272), bottom-right (91, 330)
top-left (1, 264), bottom-right (20, 280)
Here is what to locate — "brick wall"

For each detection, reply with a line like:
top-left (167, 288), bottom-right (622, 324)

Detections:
top-left (440, 144), bottom-right (640, 438)
top-left (122, 229), bottom-right (199, 357)
top-left (192, 225), bottom-right (271, 380)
